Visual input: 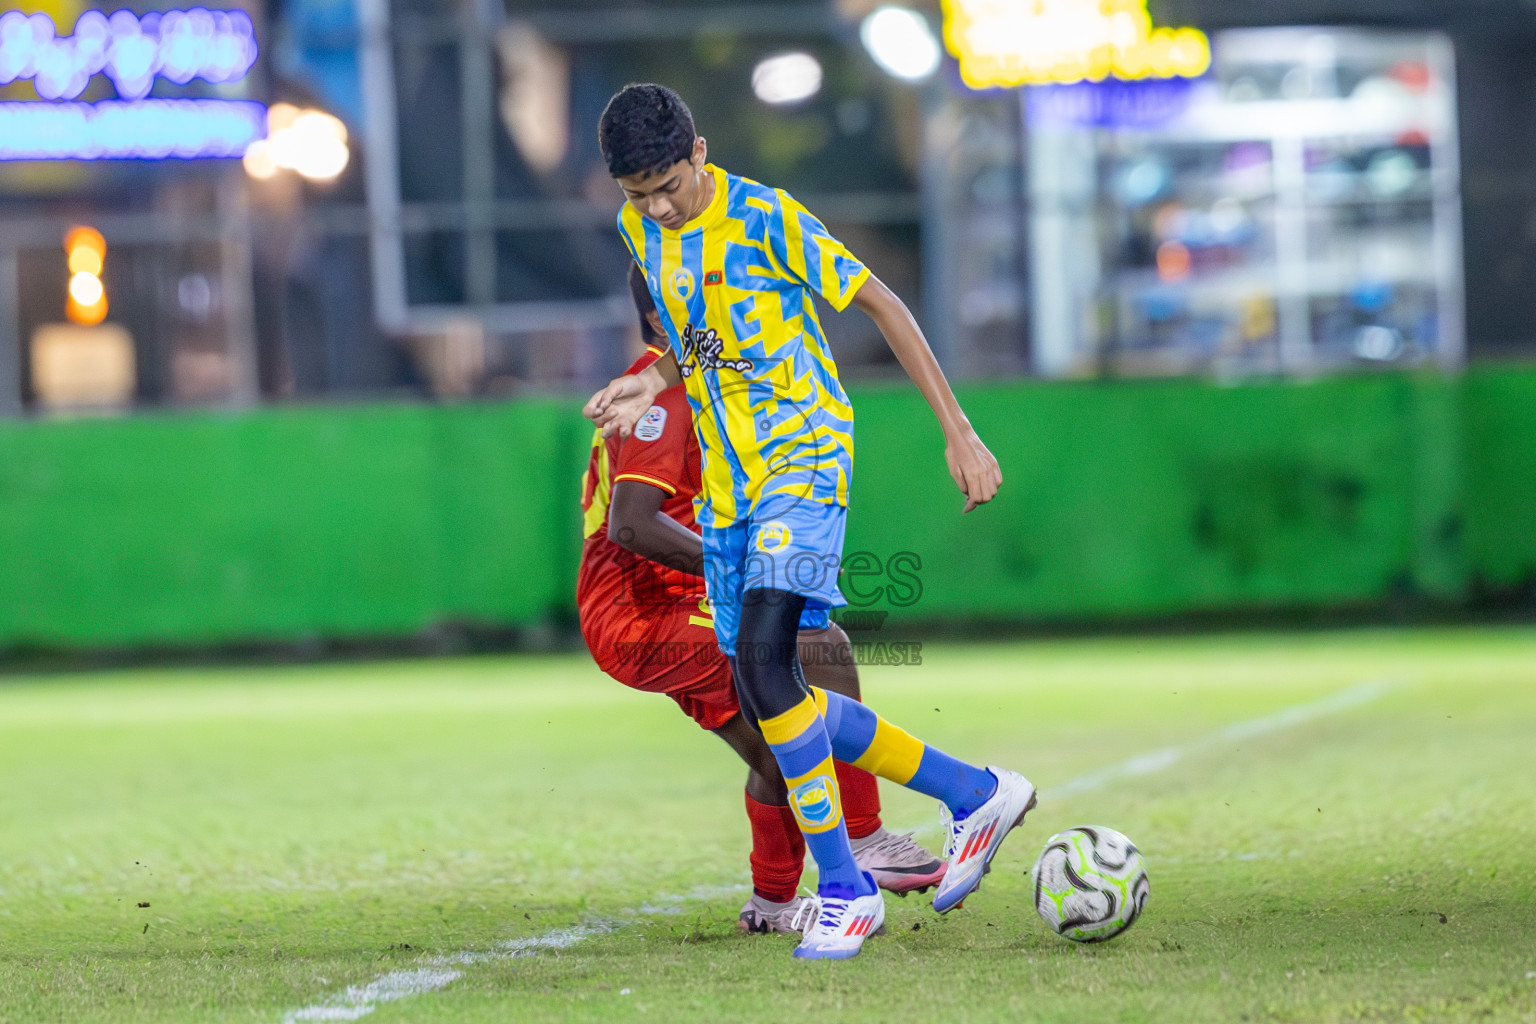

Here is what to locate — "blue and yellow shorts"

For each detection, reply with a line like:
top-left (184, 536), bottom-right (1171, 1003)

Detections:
top-left (701, 492), bottom-right (847, 654)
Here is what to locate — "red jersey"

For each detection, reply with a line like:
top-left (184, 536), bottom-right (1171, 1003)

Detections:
top-left (577, 350), bottom-right (706, 626)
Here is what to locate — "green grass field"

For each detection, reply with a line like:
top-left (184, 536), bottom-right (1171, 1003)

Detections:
top-left (3, 627), bottom-right (1535, 1023)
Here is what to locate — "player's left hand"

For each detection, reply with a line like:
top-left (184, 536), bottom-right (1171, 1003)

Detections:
top-left (944, 427), bottom-right (1002, 513)
top-left (584, 372), bottom-right (656, 439)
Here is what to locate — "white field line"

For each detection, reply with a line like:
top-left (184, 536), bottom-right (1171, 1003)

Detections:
top-left (277, 885), bottom-right (745, 1023)
top-left (1048, 677), bottom-right (1396, 799)
top-left (274, 679), bottom-right (1393, 1022)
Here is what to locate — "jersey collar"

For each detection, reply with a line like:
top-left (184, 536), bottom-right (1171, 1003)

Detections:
top-left (669, 163), bottom-right (727, 235)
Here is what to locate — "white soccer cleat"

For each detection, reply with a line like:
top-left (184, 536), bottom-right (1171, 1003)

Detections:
top-left (931, 767), bottom-right (1037, 914)
top-left (738, 894), bottom-right (816, 935)
top-left (790, 876), bottom-right (885, 960)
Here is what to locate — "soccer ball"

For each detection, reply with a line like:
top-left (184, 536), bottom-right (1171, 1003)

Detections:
top-left (1030, 825), bottom-right (1149, 942)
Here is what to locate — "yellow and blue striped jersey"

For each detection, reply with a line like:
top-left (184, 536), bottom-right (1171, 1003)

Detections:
top-left (617, 164), bottom-right (870, 528)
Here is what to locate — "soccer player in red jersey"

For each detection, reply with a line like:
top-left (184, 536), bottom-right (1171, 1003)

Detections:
top-left (577, 265), bottom-right (946, 934)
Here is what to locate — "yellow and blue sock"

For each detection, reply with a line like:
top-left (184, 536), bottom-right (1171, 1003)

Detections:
top-left (812, 687), bottom-right (997, 818)
top-left (758, 694), bottom-right (875, 898)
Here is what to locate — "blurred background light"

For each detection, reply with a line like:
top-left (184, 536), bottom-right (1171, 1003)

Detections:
top-left (247, 105), bottom-right (349, 181)
top-left (1115, 156), bottom-right (1169, 204)
top-left (241, 138), bottom-right (278, 179)
top-left (1365, 149), bottom-right (1419, 197)
top-left (67, 248), bottom-right (103, 278)
top-left (65, 226), bottom-right (106, 274)
top-left (0, 8), bottom-right (257, 101)
top-left (1155, 240), bottom-right (1192, 281)
top-left (751, 51), bottom-right (822, 105)
top-left (942, 0), bottom-right (1210, 88)
top-left (0, 99), bottom-right (266, 160)
top-left (64, 226), bottom-right (109, 327)
top-left (1354, 324), bottom-right (1404, 361)
top-left (68, 272), bottom-right (104, 309)
top-left (860, 6), bottom-right (941, 81)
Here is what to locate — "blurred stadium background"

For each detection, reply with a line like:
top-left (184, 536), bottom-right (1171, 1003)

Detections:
top-left (1, 0), bottom-right (1535, 653)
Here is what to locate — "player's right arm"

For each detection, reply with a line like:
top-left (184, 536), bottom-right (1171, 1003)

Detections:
top-left (606, 380), bottom-right (704, 575)
top-left (852, 276), bottom-right (1002, 513)
top-left (766, 187), bottom-right (1001, 514)
top-left (583, 351), bottom-right (682, 439)
top-left (608, 481), bottom-right (704, 576)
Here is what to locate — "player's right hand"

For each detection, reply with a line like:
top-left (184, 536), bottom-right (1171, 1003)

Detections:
top-left (584, 372), bottom-right (655, 439)
top-left (944, 427), bottom-right (1003, 514)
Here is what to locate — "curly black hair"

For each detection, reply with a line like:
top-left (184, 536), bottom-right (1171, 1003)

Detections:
top-left (599, 83), bottom-right (696, 178)
top-left (626, 263), bottom-right (665, 348)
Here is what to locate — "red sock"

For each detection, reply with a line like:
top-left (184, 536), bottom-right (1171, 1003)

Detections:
top-left (836, 761), bottom-right (883, 840)
top-left (745, 791), bottom-right (804, 903)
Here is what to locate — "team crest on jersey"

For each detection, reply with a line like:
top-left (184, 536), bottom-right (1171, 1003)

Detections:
top-left (756, 522), bottom-right (792, 553)
top-left (678, 323), bottom-right (753, 378)
top-left (789, 775), bottom-right (840, 830)
top-left (634, 405), bottom-right (667, 442)
top-left (668, 268), bottom-right (695, 301)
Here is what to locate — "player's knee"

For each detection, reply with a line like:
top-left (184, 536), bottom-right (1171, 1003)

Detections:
top-left (800, 622), bottom-right (861, 701)
top-left (746, 766), bottom-right (787, 804)
top-left (742, 724), bottom-right (786, 782)
top-left (734, 588), bottom-right (806, 718)
top-left (735, 589), bottom-right (800, 669)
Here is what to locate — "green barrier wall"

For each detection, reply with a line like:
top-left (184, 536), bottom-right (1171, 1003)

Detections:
top-left (846, 373), bottom-right (1467, 623)
top-left (1463, 366), bottom-right (1536, 592)
top-left (0, 400), bottom-right (587, 648)
top-left (0, 369), bottom-right (1531, 650)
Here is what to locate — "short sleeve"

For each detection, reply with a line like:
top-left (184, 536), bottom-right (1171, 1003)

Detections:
top-left (613, 385), bottom-right (692, 496)
top-left (768, 191), bottom-right (871, 311)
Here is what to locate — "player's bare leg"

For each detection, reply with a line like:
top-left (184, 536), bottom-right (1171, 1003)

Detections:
top-left (713, 713), bottom-right (788, 804)
top-left (710, 714), bottom-right (812, 933)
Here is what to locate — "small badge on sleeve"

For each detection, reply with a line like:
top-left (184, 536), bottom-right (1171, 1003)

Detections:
top-left (634, 405), bottom-right (667, 442)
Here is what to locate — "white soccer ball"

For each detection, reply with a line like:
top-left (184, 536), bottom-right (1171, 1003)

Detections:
top-left (1030, 825), bottom-right (1149, 942)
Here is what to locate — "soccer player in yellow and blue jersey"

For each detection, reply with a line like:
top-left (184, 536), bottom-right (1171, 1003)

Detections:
top-left (585, 83), bottom-right (1037, 960)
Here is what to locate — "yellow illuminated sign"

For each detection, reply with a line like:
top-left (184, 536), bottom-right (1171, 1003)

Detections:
top-left (941, 0), bottom-right (1211, 88)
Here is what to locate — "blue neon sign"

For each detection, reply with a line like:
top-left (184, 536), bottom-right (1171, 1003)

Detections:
top-left (0, 8), bottom-right (257, 101)
top-left (0, 99), bottom-right (265, 160)
top-left (1026, 78), bottom-right (1197, 130)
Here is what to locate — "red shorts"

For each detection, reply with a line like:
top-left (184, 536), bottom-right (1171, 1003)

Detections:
top-left (581, 597), bottom-right (739, 731)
